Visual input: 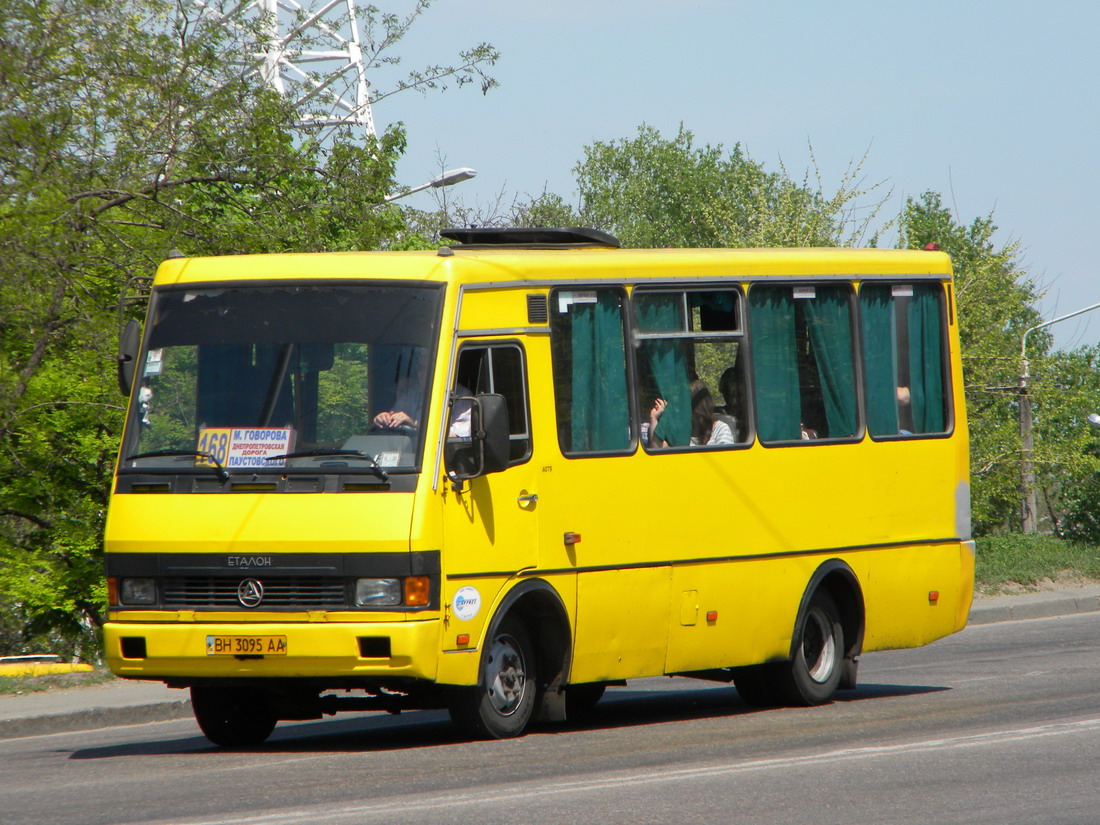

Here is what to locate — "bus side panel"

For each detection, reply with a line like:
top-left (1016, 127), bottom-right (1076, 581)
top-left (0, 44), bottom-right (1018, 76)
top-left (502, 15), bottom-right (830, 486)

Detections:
top-left (862, 542), bottom-right (973, 651)
top-left (571, 567), bottom-right (671, 683)
top-left (664, 558), bottom-right (802, 674)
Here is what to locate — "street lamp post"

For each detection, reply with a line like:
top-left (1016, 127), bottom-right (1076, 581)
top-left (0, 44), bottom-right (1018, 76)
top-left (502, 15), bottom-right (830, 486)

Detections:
top-left (384, 167), bottom-right (477, 203)
top-left (1018, 301), bottom-right (1100, 532)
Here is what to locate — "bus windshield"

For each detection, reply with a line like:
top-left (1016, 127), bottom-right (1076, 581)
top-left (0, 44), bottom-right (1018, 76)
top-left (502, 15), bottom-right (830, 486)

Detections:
top-left (121, 283), bottom-right (443, 476)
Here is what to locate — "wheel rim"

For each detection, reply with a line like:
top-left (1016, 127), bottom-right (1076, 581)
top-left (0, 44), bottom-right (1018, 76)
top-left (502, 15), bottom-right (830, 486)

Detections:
top-left (803, 607), bottom-right (837, 684)
top-left (484, 633), bottom-right (528, 716)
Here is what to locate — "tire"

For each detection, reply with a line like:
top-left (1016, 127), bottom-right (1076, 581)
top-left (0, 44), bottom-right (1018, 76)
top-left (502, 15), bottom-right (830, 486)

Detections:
top-left (448, 617), bottom-right (537, 739)
top-left (771, 590), bottom-right (845, 706)
top-left (190, 686), bottom-right (277, 747)
top-left (565, 683), bottom-right (606, 718)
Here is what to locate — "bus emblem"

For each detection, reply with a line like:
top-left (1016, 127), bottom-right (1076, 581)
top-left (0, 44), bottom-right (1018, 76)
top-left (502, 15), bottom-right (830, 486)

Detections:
top-left (237, 578), bottom-right (264, 608)
top-left (453, 586), bottom-right (481, 621)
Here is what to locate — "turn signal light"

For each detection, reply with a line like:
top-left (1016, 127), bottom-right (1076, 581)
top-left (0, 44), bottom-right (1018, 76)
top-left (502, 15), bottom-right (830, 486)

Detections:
top-left (929, 591), bottom-right (940, 603)
top-left (405, 576), bottom-right (430, 607)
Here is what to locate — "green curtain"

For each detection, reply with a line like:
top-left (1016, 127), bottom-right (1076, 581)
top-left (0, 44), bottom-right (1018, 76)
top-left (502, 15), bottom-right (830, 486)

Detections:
top-left (635, 295), bottom-right (691, 446)
top-left (804, 286), bottom-right (857, 438)
top-left (570, 292), bottom-right (630, 451)
top-left (908, 285), bottom-right (946, 433)
top-left (859, 285), bottom-right (899, 436)
top-left (749, 288), bottom-right (801, 442)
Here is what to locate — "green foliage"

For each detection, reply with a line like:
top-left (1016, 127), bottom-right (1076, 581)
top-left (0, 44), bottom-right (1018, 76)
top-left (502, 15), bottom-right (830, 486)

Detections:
top-left (573, 124), bottom-right (886, 249)
top-left (0, 0), bottom-right (497, 657)
top-left (1036, 346), bottom-right (1100, 541)
top-left (975, 534), bottom-right (1100, 592)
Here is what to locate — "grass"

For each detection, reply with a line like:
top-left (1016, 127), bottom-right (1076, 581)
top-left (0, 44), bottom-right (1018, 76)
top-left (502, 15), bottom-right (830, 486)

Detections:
top-left (0, 667), bottom-right (115, 695)
top-left (975, 534), bottom-right (1100, 595)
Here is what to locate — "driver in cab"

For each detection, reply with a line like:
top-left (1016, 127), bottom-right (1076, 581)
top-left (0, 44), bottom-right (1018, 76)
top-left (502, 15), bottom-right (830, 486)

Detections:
top-left (373, 355), bottom-right (472, 437)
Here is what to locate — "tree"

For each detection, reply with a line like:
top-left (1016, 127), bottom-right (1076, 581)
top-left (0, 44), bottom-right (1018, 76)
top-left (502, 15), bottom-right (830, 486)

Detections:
top-left (1023, 346), bottom-right (1100, 539)
top-left (573, 124), bottom-right (885, 249)
top-left (0, 0), bottom-right (498, 658)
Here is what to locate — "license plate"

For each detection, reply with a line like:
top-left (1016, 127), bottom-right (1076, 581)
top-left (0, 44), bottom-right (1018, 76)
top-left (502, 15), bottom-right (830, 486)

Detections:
top-left (206, 635), bottom-right (287, 656)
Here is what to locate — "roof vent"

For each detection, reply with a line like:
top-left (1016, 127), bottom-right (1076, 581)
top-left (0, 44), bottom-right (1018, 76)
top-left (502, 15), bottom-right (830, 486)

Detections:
top-left (439, 227), bottom-right (621, 248)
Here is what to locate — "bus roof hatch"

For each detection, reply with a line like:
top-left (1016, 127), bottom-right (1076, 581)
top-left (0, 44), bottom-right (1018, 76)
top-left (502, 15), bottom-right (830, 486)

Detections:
top-left (439, 227), bottom-right (621, 249)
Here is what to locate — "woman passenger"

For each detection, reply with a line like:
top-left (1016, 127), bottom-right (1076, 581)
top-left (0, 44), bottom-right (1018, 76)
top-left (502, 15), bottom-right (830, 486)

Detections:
top-left (689, 379), bottom-right (734, 446)
top-left (648, 379), bottom-right (734, 448)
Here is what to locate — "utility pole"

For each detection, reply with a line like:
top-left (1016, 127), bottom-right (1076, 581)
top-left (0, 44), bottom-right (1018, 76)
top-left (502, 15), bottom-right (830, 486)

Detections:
top-left (1018, 301), bottom-right (1100, 532)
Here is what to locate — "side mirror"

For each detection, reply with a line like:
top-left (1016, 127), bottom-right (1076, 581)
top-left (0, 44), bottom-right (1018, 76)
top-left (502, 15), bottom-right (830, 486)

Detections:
top-left (444, 393), bottom-right (510, 487)
top-left (117, 319), bottom-right (141, 397)
top-left (477, 393), bottom-right (511, 474)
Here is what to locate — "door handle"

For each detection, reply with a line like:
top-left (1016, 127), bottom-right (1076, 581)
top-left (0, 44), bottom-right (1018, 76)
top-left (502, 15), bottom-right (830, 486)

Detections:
top-left (517, 494), bottom-right (538, 505)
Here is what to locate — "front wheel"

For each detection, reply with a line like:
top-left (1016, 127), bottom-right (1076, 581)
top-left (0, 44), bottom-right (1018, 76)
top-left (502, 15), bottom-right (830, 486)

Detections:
top-left (448, 617), bottom-right (537, 739)
top-left (190, 686), bottom-right (277, 747)
top-left (771, 590), bottom-right (845, 706)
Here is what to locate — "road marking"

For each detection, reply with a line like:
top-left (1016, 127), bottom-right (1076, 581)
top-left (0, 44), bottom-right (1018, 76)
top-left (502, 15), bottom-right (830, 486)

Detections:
top-left (156, 716), bottom-right (1100, 825)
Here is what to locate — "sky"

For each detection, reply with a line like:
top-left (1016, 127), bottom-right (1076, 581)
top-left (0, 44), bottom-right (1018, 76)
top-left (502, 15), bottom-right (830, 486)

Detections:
top-left (360, 0), bottom-right (1097, 349)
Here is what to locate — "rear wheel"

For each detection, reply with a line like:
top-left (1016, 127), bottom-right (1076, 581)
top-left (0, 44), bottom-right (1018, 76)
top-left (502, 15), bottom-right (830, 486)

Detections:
top-left (190, 686), bottom-right (277, 747)
top-left (448, 617), bottom-right (537, 739)
top-left (771, 590), bottom-right (844, 706)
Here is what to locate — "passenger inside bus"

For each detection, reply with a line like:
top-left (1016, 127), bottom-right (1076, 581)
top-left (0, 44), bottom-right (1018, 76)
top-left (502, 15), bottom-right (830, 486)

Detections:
top-left (647, 379), bottom-right (735, 448)
top-left (689, 379), bottom-right (735, 446)
top-left (715, 366), bottom-right (742, 442)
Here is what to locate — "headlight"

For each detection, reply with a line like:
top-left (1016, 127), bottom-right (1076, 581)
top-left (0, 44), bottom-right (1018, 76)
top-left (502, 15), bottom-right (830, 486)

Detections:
top-left (355, 578), bottom-right (401, 606)
top-left (120, 577), bottom-right (157, 605)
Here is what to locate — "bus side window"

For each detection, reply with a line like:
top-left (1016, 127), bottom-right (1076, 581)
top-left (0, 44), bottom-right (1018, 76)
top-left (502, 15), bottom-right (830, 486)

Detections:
top-left (453, 344), bottom-right (532, 465)
top-left (549, 288), bottom-right (632, 454)
top-left (749, 284), bottom-right (859, 443)
top-left (860, 283), bottom-right (949, 437)
top-left (632, 287), bottom-right (745, 450)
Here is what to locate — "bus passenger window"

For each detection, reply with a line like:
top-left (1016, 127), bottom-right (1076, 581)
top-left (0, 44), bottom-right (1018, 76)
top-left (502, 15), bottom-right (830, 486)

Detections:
top-left (860, 283), bottom-right (949, 437)
top-left (632, 288), bottom-right (746, 450)
top-left (549, 289), bottom-right (631, 454)
top-left (453, 344), bottom-right (532, 464)
top-left (749, 284), bottom-right (858, 443)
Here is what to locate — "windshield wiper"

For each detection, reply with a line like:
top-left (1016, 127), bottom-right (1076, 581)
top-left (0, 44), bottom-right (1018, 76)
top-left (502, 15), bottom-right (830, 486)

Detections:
top-left (124, 449), bottom-right (230, 483)
top-left (263, 449), bottom-right (389, 482)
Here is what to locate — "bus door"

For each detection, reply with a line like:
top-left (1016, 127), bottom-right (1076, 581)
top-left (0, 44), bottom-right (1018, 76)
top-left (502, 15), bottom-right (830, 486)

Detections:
top-left (441, 341), bottom-right (539, 624)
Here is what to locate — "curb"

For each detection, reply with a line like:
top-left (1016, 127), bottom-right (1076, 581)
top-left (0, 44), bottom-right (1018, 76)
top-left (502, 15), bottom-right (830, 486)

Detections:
top-left (967, 588), bottom-right (1100, 626)
top-left (0, 699), bottom-right (193, 740)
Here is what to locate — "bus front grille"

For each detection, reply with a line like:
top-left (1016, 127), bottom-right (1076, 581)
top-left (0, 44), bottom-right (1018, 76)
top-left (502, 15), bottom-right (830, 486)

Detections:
top-left (161, 577), bottom-right (347, 608)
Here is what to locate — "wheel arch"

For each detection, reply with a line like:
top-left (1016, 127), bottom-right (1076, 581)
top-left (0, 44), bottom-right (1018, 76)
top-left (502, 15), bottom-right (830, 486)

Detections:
top-left (789, 559), bottom-right (865, 664)
top-left (489, 578), bottom-right (572, 699)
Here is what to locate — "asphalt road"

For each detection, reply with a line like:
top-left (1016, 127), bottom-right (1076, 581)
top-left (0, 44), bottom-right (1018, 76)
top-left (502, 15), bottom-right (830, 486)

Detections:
top-left (3, 612), bottom-right (1100, 825)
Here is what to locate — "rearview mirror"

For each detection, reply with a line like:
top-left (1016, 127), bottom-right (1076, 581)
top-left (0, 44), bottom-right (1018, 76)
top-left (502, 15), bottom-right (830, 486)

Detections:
top-left (117, 320), bottom-right (141, 397)
top-left (444, 393), bottom-right (510, 487)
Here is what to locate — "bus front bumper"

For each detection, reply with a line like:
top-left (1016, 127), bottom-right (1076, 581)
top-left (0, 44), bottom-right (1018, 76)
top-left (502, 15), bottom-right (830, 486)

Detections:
top-left (103, 617), bottom-right (443, 682)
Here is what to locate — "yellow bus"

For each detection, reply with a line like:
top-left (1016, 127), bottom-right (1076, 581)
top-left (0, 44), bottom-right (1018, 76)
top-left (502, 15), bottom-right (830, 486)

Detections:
top-left (104, 227), bottom-right (974, 745)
